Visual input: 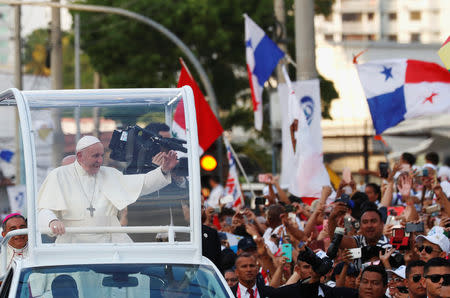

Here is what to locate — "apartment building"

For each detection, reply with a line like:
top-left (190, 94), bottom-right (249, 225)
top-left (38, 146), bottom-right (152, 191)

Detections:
top-left (315, 0), bottom-right (450, 44)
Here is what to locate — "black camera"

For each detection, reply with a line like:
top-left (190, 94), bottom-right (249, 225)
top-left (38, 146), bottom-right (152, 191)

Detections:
top-left (298, 246), bottom-right (334, 276)
top-left (297, 226), bottom-right (346, 276)
top-left (327, 227), bottom-right (345, 260)
top-left (336, 194), bottom-right (355, 209)
top-left (109, 125), bottom-right (188, 175)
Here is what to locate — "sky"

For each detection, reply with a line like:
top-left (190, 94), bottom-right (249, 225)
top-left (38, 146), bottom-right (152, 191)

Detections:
top-left (21, 1), bottom-right (72, 37)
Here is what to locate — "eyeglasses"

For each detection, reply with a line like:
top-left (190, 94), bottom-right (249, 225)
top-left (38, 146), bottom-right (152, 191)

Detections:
top-left (225, 278), bottom-right (238, 283)
top-left (411, 274), bottom-right (422, 283)
top-left (425, 274), bottom-right (450, 284)
top-left (417, 245), bottom-right (440, 254)
top-left (391, 277), bottom-right (404, 283)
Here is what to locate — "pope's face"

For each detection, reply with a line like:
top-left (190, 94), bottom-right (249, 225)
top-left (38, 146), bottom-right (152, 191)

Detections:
top-left (78, 143), bottom-right (104, 175)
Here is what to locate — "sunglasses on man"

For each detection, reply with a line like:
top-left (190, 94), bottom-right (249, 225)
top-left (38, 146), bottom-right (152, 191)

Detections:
top-left (425, 274), bottom-right (450, 284)
top-left (410, 274), bottom-right (422, 283)
top-left (417, 245), bottom-right (441, 254)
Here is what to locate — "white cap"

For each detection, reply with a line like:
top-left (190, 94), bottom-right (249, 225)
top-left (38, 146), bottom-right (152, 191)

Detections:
top-left (387, 265), bottom-right (406, 279)
top-left (416, 226), bottom-right (450, 254)
top-left (76, 136), bottom-right (101, 152)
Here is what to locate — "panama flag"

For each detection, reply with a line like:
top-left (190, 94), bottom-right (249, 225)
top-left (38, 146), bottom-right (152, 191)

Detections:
top-left (223, 138), bottom-right (244, 208)
top-left (438, 36), bottom-right (450, 71)
top-left (174, 59), bottom-right (223, 155)
top-left (357, 59), bottom-right (450, 135)
top-left (245, 14), bottom-right (285, 130)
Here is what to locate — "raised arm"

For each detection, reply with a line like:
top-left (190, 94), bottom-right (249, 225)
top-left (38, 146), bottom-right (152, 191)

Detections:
top-left (327, 202), bottom-right (357, 249)
top-left (379, 162), bottom-right (400, 207)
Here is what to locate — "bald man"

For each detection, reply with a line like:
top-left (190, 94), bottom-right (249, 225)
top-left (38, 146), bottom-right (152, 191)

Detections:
top-left (38, 136), bottom-right (177, 243)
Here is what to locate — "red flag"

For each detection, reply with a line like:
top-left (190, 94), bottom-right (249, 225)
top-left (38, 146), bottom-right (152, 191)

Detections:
top-left (173, 59), bottom-right (223, 154)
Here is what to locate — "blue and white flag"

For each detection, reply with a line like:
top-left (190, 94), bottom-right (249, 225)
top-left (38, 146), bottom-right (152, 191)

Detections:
top-left (279, 69), bottom-right (330, 197)
top-left (245, 14), bottom-right (285, 131)
top-left (223, 232), bottom-right (243, 253)
top-left (223, 138), bottom-right (244, 208)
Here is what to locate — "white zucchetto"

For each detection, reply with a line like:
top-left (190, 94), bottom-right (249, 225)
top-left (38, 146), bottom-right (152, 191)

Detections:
top-left (76, 136), bottom-right (101, 152)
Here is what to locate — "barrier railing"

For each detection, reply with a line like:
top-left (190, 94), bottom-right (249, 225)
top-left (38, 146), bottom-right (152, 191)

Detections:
top-left (0, 225), bottom-right (191, 280)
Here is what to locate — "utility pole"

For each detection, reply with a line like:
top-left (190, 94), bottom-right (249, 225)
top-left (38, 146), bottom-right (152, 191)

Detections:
top-left (274, 0), bottom-right (287, 82)
top-left (14, 3), bottom-right (21, 183)
top-left (74, 13), bottom-right (81, 142)
top-left (295, 0), bottom-right (318, 80)
top-left (14, 4), bottom-right (22, 89)
top-left (271, 0), bottom-right (288, 174)
top-left (92, 72), bottom-right (101, 138)
top-left (51, 0), bottom-right (63, 89)
top-left (51, 0), bottom-right (64, 166)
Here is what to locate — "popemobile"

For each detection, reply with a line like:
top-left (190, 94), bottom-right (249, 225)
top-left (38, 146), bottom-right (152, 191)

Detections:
top-left (0, 87), bottom-right (232, 297)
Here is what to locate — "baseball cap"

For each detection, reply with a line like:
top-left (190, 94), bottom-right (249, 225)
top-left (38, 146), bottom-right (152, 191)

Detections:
top-left (387, 265), bottom-right (406, 279)
top-left (238, 237), bottom-right (256, 251)
top-left (416, 226), bottom-right (450, 254)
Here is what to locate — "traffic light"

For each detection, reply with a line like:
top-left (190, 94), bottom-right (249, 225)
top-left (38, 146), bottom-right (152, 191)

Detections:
top-left (200, 155), bottom-right (217, 171)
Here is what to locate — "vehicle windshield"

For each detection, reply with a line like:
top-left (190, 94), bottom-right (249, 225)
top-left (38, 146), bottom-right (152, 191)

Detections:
top-left (2, 89), bottom-right (194, 244)
top-left (16, 263), bottom-right (228, 298)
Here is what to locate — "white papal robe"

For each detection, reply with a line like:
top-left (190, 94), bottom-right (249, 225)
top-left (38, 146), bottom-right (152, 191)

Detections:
top-left (37, 161), bottom-right (171, 243)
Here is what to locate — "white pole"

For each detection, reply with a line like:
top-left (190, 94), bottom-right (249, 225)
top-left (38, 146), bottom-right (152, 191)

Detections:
top-left (74, 13), bottom-right (81, 142)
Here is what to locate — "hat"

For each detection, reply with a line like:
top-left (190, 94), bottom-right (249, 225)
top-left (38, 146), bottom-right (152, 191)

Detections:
top-left (416, 226), bottom-right (450, 254)
top-left (76, 136), bottom-right (101, 152)
top-left (387, 265), bottom-right (406, 279)
top-left (238, 237), bottom-right (256, 251)
top-left (2, 213), bottom-right (23, 224)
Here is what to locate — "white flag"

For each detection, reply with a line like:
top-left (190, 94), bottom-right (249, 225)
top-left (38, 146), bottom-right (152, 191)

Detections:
top-left (223, 138), bottom-right (244, 208)
top-left (279, 71), bottom-right (330, 197)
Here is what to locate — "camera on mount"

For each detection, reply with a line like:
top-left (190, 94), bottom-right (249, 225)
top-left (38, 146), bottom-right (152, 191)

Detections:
top-left (298, 227), bottom-right (346, 276)
top-left (298, 246), bottom-right (334, 276)
top-left (108, 125), bottom-right (188, 176)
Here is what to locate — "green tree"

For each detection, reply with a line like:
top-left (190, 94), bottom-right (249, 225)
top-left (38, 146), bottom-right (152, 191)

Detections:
top-left (73, 0), bottom-right (337, 173)
top-left (74, 0), bottom-right (337, 120)
top-left (23, 28), bottom-right (96, 89)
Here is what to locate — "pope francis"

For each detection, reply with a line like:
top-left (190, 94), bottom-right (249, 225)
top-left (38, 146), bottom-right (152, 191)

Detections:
top-left (37, 136), bottom-right (178, 243)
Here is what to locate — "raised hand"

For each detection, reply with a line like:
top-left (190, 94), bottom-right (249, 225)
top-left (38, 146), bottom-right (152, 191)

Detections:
top-left (161, 150), bottom-right (178, 174)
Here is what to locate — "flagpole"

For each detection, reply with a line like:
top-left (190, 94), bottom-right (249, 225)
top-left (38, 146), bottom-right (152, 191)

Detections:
top-left (223, 133), bottom-right (257, 204)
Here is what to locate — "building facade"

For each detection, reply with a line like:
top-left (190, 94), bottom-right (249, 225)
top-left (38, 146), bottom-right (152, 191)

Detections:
top-left (315, 0), bottom-right (450, 44)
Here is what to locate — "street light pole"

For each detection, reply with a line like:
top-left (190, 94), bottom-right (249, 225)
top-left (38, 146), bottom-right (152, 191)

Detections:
top-left (0, 0), bottom-right (219, 118)
top-left (295, 0), bottom-right (318, 80)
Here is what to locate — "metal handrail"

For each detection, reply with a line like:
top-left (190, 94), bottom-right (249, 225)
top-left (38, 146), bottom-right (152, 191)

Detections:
top-left (39, 225), bottom-right (191, 235)
top-left (1, 226), bottom-right (192, 276)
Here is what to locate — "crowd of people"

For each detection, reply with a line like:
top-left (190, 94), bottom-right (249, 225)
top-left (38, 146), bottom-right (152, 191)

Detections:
top-left (201, 151), bottom-right (450, 298)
